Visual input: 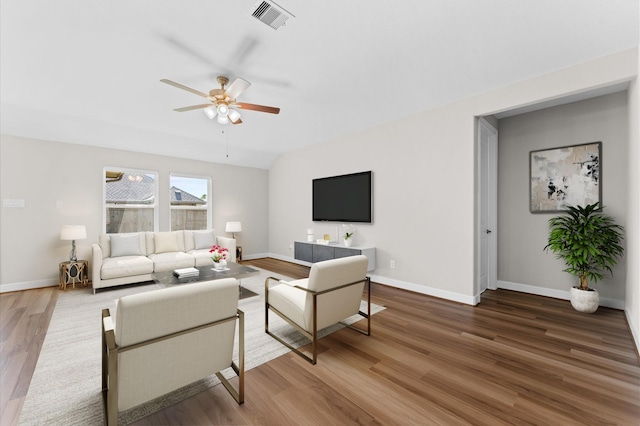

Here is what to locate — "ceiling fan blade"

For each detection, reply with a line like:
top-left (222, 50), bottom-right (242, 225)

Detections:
top-left (231, 118), bottom-right (243, 125)
top-left (236, 102), bottom-right (280, 114)
top-left (160, 79), bottom-right (208, 98)
top-left (225, 77), bottom-right (251, 100)
top-left (173, 104), bottom-right (211, 112)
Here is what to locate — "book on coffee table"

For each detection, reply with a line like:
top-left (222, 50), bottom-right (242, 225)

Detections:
top-left (173, 267), bottom-right (199, 277)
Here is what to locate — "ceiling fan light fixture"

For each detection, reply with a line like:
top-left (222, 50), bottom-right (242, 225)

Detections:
top-left (217, 104), bottom-right (229, 117)
top-left (217, 115), bottom-right (229, 124)
top-left (228, 108), bottom-right (241, 123)
top-left (204, 106), bottom-right (217, 119)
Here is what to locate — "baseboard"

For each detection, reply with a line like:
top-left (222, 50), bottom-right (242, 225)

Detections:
top-left (497, 280), bottom-right (625, 310)
top-left (368, 273), bottom-right (477, 305)
top-left (0, 278), bottom-right (58, 293)
top-left (624, 310), bottom-right (640, 356)
top-left (266, 253), bottom-right (476, 305)
top-left (242, 252), bottom-right (271, 261)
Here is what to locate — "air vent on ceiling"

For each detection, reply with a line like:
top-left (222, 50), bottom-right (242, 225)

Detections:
top-left (251, 0), bottom-right (294, 30)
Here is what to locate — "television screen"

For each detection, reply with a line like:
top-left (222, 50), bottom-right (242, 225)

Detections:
top-left (312, 171), bottom-right (372, 223)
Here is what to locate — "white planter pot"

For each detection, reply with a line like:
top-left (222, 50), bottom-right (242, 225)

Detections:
top-left (570, 287), bottom-right (599, 313)
top-left (213, 259), bottom-right (227, 270)
top-left (343, 238), bottom-right (352, 247)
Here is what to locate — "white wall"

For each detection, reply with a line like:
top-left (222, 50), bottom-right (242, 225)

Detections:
top-left (268, 48), bottom-right (639, 307)
top-left (0, 135), bottom-right (269, 292)
top-left (497, 92), bottom-right (628, 308)
top-left (625, 48), bottom-right (640, 348)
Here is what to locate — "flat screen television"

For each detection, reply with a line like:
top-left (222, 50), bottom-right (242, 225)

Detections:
top-left (312, 171), bottom-right (372, 223)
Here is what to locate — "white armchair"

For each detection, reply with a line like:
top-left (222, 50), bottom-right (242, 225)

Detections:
top-left (265, 255), bottom-right (370, 364)
top-left (101, 278), bottom-right (244, 425)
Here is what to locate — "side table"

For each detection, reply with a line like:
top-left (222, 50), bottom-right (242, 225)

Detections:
top-left (236, 246), bottom-right (243, 262)
top-left (59, 260), bottom-right (89, 290)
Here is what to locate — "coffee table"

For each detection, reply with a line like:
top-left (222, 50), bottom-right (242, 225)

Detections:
top-left (152, 263), bottom-right (260, 299)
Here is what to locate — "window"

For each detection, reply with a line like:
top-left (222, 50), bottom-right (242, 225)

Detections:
top-left (104, 168), bottom-right (158, 233)
top-left (170, 174), bottom-right (211, 231)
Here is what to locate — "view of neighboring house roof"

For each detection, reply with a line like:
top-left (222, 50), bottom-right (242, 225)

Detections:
top-left (170, 186), bottom-right (206, 205)
top-left (105, 172), bottom-right (205, 205)
top-left (105, 172), bottom-right (156, 204)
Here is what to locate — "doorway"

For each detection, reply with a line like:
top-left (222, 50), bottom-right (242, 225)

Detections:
top-left (477, 118), bottom-right (498, 299)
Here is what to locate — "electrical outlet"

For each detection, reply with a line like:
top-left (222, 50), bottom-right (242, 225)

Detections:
top-left (289, 244), bottom-right (293, 250)
top-left (390, 260), bottom-right (395, 269)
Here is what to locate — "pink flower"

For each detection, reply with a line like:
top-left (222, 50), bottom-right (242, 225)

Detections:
top-left (209, 244), bottom-right (228, 262)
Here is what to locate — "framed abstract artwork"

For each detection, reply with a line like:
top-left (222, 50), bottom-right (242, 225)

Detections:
top-left (530, 142), bottom-right (601, 213)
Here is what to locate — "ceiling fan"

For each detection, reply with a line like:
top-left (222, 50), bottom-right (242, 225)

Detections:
top-left (160, 76), bottom-right (280, 124)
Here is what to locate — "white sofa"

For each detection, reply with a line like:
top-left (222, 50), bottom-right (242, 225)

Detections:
top-left (92, 230), bottom-right (236, 293)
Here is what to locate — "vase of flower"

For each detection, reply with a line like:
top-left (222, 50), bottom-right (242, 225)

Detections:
top-left (213, 259), bottom-right (227, 270)
top-left (209, 244), bottom-right (228, 270)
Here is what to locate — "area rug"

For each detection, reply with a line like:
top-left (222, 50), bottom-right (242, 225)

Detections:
top-left (18, 268), bottom-right (384, 425)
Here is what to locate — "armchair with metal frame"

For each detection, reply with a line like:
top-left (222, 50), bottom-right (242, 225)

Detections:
top-left (265, 255), bottom-right (370, 365)
top-left (101, 278), bottom-right (244, 425)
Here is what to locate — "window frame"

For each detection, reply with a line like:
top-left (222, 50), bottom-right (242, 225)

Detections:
top-left (103, 166), bottom-right (159, 234)
top-left (169, 173), bottom-right (212, 231)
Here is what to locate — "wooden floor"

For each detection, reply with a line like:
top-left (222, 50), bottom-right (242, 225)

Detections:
top-left (1, 258), bottom-right (639, 425)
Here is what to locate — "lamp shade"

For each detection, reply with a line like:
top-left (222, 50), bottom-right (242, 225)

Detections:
top-left (228, 108), bottom-right (241, 123)
top-left (225, 221), bottom-right (242, 233)
top-left (60, 225), bottom-right (87, 241)
top-left (204, 106), bottom-right (217, 119)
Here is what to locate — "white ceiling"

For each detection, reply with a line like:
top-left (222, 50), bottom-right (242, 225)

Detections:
top-left (1, 0), bottom-right (638, 169)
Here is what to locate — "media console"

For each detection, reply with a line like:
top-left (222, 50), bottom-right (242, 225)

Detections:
top-left (294, 241), bottom-right (376, 272)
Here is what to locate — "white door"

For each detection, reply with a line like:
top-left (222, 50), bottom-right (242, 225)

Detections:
top-left (477, 118), bottom-right (498, 296)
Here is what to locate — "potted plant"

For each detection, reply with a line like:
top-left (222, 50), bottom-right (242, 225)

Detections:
top-left (544, 202), bottom-right (624, 313)
top-left (342, 224), bottom-right (355, 247)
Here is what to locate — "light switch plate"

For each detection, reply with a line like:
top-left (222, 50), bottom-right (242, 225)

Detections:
top-left (3, 199), bottom-right (25, 208)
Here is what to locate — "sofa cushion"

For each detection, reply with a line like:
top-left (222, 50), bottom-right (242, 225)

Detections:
top-left (149, 252), bottom-right (195, 272)
top-left (154, 232), bottom-right (179, 254)
top-left (193, 230), bottom-right (215, 250)
top-left (101, 256), bottom-right (153, 280)
top-left (110, 234), bottom-right (143, 257)
top-left (190, 249), bottom-right (215, 267)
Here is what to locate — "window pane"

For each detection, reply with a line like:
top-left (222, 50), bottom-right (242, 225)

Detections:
top-left (106, 207), bottom-right (154, 233)
top-left (105, 169), bottom-right (157, 233)
top-left (171, 209), bottom-right (208, 230)
top-left (170, 175), bottom-right (210, 231)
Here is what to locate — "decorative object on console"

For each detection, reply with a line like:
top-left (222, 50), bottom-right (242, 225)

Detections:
top-left (210, 244), bottom-right (229, 269)
top-left (342, 223), bottom-right (355, 247)
top-left (306, 228), bottom-right (314, 242)
top-left (60, 225), bottom-right (87, 262)
top-left (226, 221), bottom-right (242, 239)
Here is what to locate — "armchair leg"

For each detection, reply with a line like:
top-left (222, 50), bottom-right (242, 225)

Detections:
top-left (344, 277), bottom-right (371, 336)
top-left (266, 305), bottom-right (318, 365)
top-left (217, 309), bottom-right (245, 404)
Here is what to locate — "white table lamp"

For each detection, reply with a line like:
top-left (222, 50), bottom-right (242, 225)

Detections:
top-left (61, 225), bottom-right (87, 262)
top-left (225, 221), bottom-right (242, 239)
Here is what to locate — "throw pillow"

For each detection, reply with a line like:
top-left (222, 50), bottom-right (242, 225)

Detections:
top-left (110, 234), bottom-right (142, 257)
top-left (193, 230), bottom-right (215, 250)
top-left (155, 232), bottom-right (179, 254)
